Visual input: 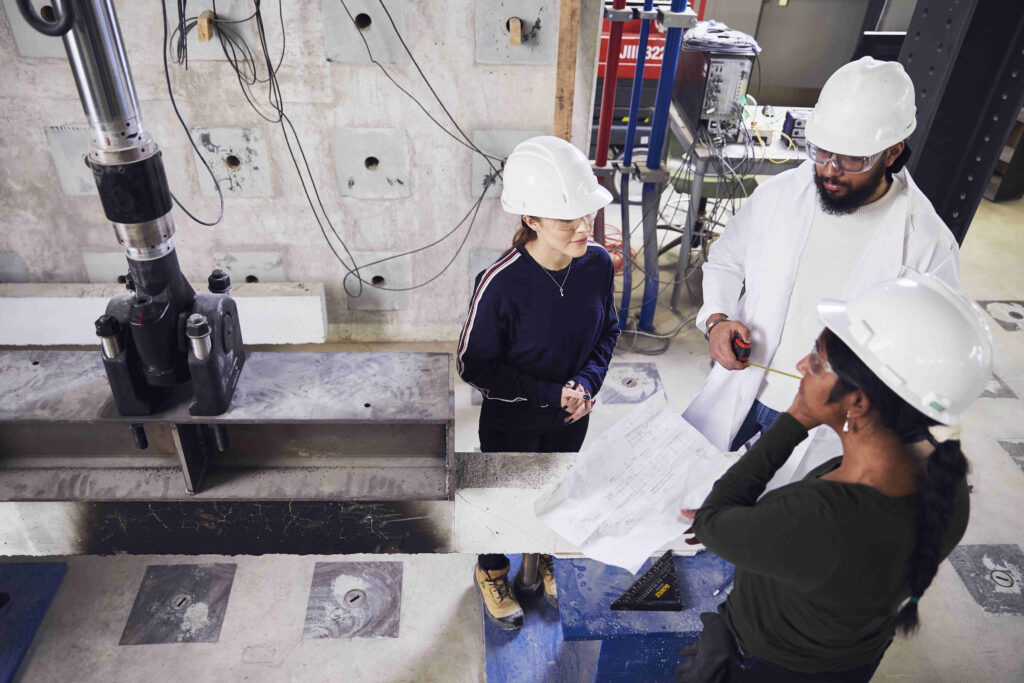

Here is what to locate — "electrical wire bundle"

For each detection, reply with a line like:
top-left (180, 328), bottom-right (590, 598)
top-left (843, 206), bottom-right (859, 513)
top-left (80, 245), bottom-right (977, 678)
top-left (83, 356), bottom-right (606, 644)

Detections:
top-left (161, 0), bottom-right (504, 298)
top-left (612, 101), bottom-right (774, 355)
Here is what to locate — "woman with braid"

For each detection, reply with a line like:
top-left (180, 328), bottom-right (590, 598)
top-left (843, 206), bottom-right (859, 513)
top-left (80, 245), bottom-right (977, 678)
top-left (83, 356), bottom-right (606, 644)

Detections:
top-left (678, 273), bottom-right (993, 682)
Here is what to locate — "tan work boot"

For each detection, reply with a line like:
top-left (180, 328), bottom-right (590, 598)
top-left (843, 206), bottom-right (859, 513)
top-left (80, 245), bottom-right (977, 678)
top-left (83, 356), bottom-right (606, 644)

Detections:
top-left (539, 554), bottom-right (558, 607)
top-left (475, 564), bottom-right (524, 630)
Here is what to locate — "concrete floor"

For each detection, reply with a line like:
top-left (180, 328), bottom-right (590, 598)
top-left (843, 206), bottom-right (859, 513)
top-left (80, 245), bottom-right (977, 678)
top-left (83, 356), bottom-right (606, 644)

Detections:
top-left (8, 196), bottom-right (1024, 682)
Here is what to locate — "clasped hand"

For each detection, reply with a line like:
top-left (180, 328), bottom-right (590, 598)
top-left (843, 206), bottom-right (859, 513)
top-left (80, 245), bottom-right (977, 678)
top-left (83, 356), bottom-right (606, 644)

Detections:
top-left (561, 381), bottom-right (593, 424)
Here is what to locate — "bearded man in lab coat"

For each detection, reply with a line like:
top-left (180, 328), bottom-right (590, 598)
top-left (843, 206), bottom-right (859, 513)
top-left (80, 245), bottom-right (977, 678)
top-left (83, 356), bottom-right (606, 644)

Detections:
top-left (683, 57), bottom-right (959, 490)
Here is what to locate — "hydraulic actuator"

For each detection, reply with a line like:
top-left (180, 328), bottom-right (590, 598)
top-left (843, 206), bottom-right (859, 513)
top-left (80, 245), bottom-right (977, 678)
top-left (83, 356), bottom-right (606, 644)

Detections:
top-left (17, 0), bottom-right (245, 421)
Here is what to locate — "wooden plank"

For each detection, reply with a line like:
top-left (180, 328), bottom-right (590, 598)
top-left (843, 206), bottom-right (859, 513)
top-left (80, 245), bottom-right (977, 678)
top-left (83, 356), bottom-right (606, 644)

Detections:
top-left (509, 17), bottom-right (522, 46)
top-left (197, 10), bottom-right (215, 42)
top-left (553, 0), bottom-right (582, 141)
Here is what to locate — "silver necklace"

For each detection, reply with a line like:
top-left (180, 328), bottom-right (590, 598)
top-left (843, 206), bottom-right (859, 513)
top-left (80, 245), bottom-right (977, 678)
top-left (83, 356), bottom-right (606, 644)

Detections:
top-left (537, 258), bottom-right (572, 297)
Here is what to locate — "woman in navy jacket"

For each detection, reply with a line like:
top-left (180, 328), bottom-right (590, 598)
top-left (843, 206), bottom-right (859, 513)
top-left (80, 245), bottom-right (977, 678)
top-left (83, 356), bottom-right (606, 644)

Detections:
top-left (457, 136), bottom-right (620, 630)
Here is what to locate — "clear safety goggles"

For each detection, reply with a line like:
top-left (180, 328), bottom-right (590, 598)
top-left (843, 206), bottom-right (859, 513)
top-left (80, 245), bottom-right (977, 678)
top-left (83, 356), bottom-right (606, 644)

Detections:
top-left (551, 212), bottom-right (597, 232)
top-left (806, 141), bottom-right (884, 174)
top-left (806, 342), bottom-right (834, 377)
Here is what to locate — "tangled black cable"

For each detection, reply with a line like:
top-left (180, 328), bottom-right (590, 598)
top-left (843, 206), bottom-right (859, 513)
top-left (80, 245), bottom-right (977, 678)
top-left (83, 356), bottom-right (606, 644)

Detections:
top-left (164, 0), bottom-right (502, 297)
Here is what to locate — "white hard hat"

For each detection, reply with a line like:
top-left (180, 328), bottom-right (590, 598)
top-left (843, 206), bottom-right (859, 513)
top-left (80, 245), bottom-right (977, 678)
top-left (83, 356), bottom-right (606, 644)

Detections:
top-left (817, 273), bottom-right (994, 425)
top-left (500, 135), bottom-right (612, 220)
top-left (805, 57), bottom-right (917, 157)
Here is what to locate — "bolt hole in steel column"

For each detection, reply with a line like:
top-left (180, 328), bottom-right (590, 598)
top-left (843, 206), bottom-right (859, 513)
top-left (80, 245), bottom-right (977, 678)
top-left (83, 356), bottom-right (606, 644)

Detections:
top-left (31, 360), bottom-right (39, 366)
top-left (224, 154), bottom-right (242, 171)
top-left (371, 275), bottom-right (386, 287)
top-left (355, 13), bottom-right (372, 31)
top-left (364, 403), bottom-right (371, 408)
top-left (169, 592), bottom-right (194, 612)
top-left (343, 589), bottom-right (366, 608)
top-left (364, 156), bottom-right (379, 170)
top-left (245, 274), bottom-right (259, 283)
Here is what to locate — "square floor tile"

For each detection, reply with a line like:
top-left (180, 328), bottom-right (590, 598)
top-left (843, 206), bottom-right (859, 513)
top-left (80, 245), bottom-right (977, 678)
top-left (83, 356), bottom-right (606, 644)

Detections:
top-left (998, 441), bottom-right (1024, 476)
top-left (303, 561), bottom-right (402, 639)
top-left (982, 374), bottom-right (1019, 399)
top-left (948, 544), bottom-right (1024, 615)
top-left (119, 564), bottom-right (236, 645)
top-left (978, 301), bottom-right (1024, 332)
top-left (600, 362), bottom-right (663, 405)
top-left (0, 562), bottom-right (66, 681)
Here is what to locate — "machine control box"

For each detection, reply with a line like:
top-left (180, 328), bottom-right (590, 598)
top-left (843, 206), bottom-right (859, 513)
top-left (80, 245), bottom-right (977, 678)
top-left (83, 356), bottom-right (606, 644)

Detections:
top-left (674, 48), bottom-right (755, 141)
top-left (782, 108), bottom-right (814, 147)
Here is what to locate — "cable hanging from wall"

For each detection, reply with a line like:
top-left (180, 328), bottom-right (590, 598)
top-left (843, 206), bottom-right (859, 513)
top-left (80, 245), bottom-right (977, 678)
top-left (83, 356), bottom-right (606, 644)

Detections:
top-left (162, 0), bottom-right (504, 298)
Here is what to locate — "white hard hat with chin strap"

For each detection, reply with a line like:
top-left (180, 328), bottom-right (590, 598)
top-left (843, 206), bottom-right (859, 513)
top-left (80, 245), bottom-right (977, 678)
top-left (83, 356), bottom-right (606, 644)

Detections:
top-left (817, 273), bottom-right (994, 426)
top-left (805, 56), bottom-right (917, 157)
top-left (500, 136), bottom-right (612, 220)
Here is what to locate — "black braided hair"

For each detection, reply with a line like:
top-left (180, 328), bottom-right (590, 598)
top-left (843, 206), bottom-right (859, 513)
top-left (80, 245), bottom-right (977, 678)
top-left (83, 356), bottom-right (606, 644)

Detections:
top-left (823, 328), bottom-right (968, 635)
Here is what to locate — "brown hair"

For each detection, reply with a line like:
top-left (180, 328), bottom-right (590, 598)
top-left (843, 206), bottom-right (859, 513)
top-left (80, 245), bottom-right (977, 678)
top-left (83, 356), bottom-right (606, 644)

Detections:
top-left (502, 216), bottom-right (537, 257)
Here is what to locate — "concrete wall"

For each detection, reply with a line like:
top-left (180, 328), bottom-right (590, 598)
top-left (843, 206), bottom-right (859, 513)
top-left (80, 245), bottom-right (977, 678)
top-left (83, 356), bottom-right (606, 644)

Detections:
top-left (0, 0), bottom-right (602, 342)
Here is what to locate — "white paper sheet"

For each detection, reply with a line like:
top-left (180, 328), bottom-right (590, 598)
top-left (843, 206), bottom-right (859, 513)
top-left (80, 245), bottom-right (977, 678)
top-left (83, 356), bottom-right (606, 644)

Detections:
top-left (534, 393), bottom-right (739, 573)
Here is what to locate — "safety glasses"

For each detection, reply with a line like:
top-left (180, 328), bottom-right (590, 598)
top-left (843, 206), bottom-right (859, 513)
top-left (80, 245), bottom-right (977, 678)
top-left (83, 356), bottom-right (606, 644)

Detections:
top-left (551, 212), bottom-right (596, 232)
top-left (806, 141), bottom-right (884, 174)
top-left (806, 342), bottom-right (834, 377)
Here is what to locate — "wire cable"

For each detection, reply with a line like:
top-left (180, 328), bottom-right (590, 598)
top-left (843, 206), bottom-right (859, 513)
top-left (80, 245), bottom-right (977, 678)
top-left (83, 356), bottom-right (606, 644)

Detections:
top-left (169, 0), bottom-right (501, 296)
top-left (160, 0), bottom-right (225, 226)
top-left (337, 0), bottom-right (503, 167)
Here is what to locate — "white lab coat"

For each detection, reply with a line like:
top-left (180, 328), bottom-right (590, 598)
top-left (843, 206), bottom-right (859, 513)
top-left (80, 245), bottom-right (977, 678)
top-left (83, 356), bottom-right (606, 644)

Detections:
top-left (683, 161), bottom-right (959, 490)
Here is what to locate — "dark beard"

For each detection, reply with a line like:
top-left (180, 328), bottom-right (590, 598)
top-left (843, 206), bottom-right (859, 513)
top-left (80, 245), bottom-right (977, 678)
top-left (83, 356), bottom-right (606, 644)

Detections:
top-left (814, 162), bottom-right (886, 216)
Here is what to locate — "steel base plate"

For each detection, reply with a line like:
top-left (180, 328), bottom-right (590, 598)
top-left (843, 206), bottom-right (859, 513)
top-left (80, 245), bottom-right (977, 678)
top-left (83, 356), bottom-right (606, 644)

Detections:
top-left (303, 561), bottom-right (402, 639)
top-left (119, 564), bottom-right (237, 645)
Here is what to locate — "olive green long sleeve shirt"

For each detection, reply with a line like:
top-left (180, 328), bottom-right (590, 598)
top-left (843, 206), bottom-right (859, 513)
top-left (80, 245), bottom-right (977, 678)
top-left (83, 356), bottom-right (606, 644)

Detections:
top-left (693, 414), bottom-right (970, 673)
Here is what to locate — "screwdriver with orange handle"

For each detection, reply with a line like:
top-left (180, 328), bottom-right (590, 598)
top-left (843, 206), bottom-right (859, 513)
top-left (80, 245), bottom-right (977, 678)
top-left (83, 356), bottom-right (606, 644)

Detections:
top-left (731, 337), bottom-right (802, 380)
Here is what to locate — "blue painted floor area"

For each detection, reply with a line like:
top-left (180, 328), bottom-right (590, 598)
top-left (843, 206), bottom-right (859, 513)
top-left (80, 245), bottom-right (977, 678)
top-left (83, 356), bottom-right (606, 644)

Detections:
top-left (0, 562), bottom-right (67, 683)
top-left (594, 635), bottom-right (689, 683)
top-left (483, 554), bottom-right (600, 683)
top-left (557, 551), bottom-right (733, 641)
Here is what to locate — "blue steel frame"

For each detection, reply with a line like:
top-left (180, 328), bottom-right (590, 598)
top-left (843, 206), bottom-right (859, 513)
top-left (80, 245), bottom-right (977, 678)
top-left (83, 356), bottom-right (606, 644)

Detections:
top-left (617, 0), bottom-right (656, 330)
top-left (639, 0), bottom-right (687, 332)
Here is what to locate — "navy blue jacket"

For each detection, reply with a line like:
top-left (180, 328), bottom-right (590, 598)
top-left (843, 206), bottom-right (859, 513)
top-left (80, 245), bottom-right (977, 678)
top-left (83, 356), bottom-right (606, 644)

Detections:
top-left (457, 243), bottom-right (619, 407)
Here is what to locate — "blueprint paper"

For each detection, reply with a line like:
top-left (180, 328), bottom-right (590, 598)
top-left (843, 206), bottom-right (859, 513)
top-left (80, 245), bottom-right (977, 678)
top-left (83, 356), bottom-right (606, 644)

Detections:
top-left (534, 394), bottom-right (738, 573)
